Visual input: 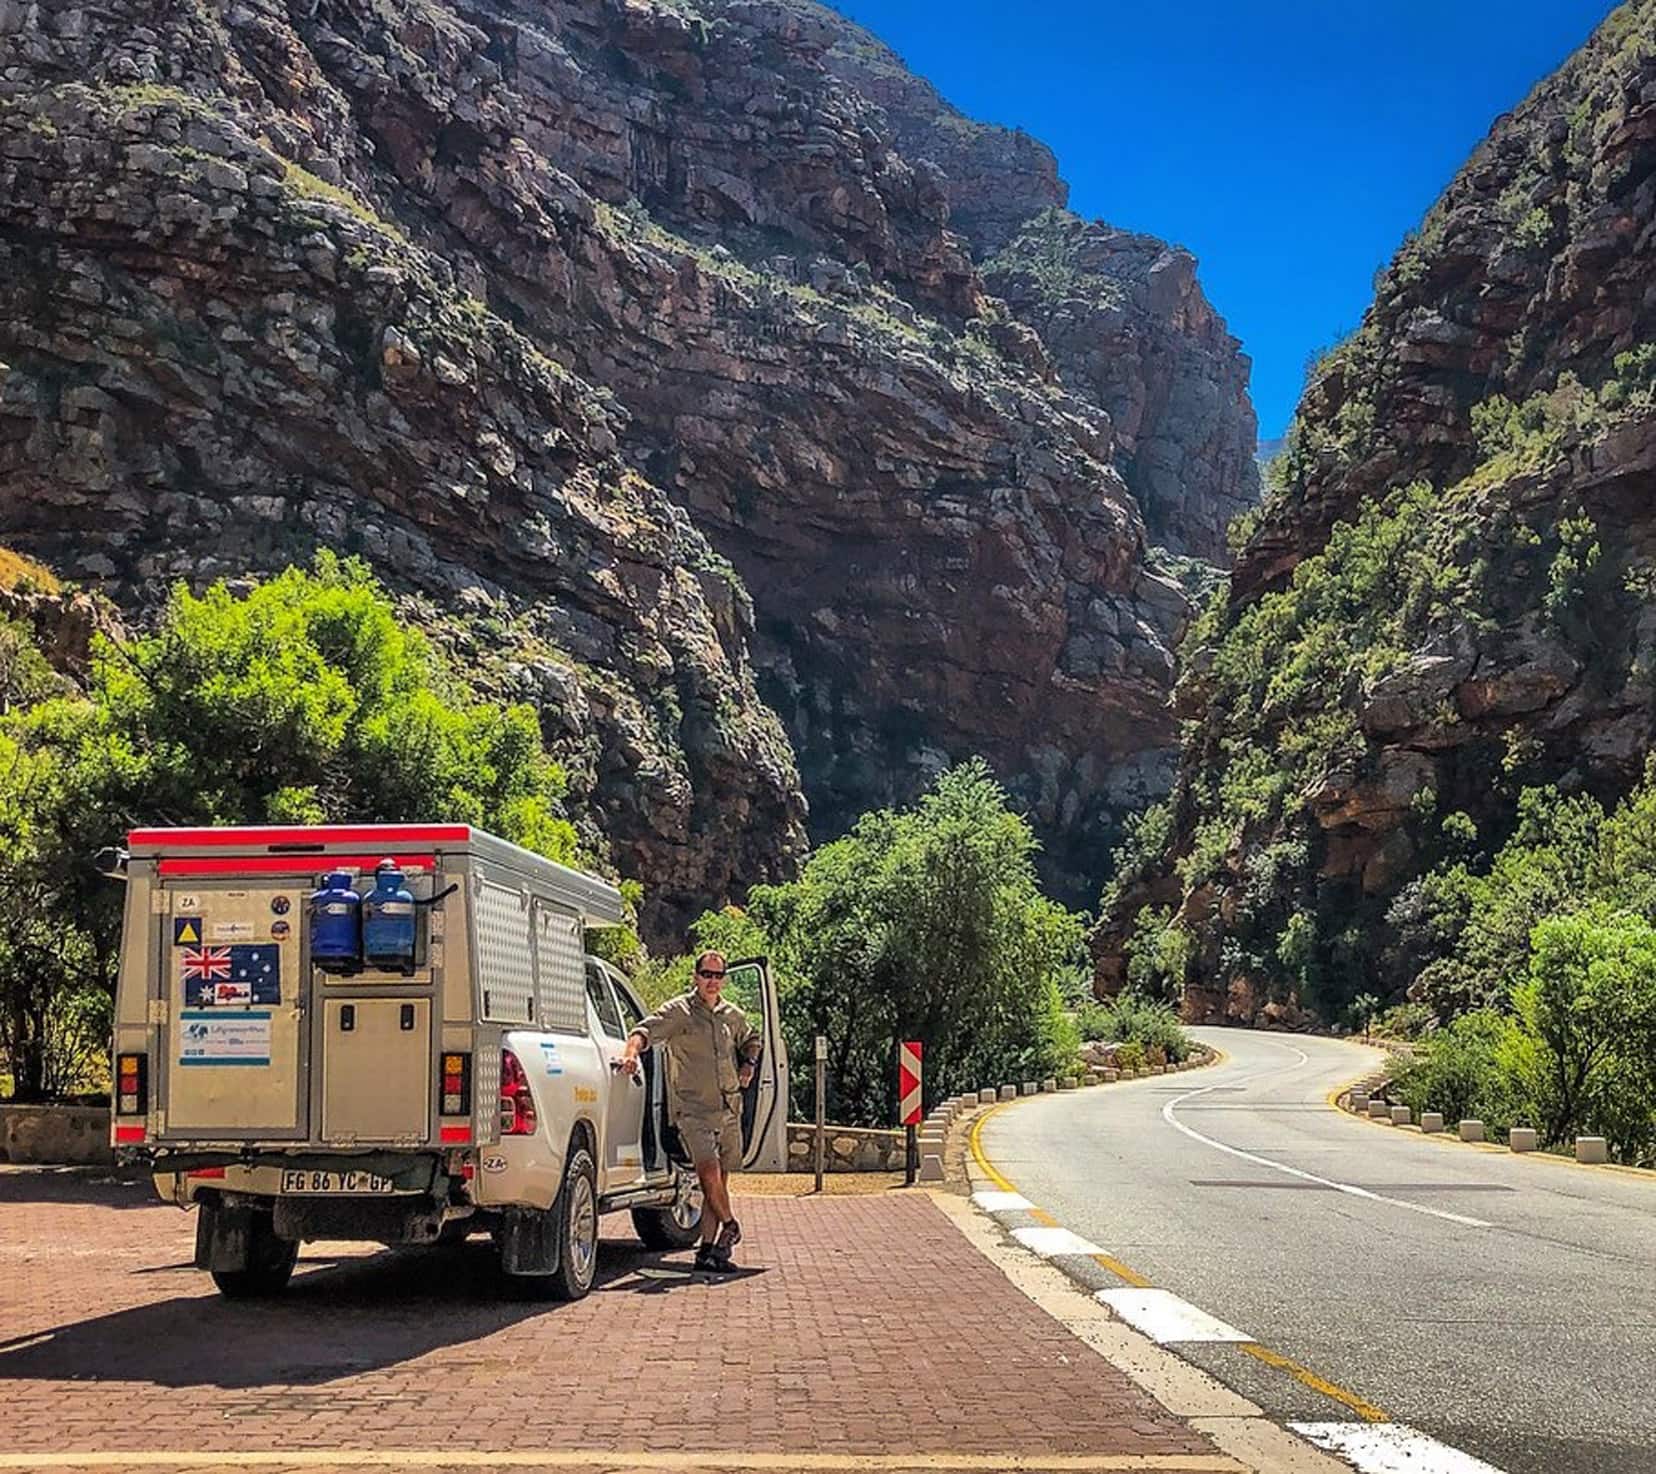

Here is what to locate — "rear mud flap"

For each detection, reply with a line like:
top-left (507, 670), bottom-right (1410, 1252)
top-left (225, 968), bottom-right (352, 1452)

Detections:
top-left (499, 1206), bottom-right (561, 1276)
top-left (195, 1199), bottom-right (260, 1273)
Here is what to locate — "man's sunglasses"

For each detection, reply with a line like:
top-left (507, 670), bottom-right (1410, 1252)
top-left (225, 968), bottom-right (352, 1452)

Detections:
top-left (696, 967), bottom-right (726, 979)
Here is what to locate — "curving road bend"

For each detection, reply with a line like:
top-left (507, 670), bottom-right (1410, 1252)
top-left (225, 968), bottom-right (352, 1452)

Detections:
top-left (979, 1027), bottom-right (1656, 1474)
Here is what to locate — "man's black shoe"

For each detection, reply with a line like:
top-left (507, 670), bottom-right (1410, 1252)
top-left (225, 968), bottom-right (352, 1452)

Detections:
top-left (694, 1243), bottom-right (719, 1271)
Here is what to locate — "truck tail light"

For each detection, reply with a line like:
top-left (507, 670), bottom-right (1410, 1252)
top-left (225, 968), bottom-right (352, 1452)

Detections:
top-left (499, 1049), bottom-right (537, 1136)
top-left (116, 1053), bottom-right (147, 1117)
top-left (441, 1052), bottom-right (472, 1116)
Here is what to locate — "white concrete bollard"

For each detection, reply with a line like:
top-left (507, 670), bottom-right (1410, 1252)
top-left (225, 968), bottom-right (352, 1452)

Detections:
top-left (999, 1085), bottom-right (1018, 1101)
top-left (1041, 1078), bottom-right (1057, 1093)
top-left (1060, 1077), bottom-right (1077, 1091)
top-left (1102, 1068), bottom-right (1119, 1083)
top-left (1510, 1127), bottom-right (1538, 1153)
top-left (917, 1152), bottom-right (945, 1183)
top-left (1368, 1100), bottom-right (1390, 1119)
top-left (1421, 1112), bottom-right (1444, 1134)
top-left (1020, 1081), bottom-right (1037, 1096)
top-left (1459, 1119), bottom-right (1485, 1142)
top-left (1350, 1091), bottom-right (1369, 1113)
top-left (1576, 1136), bottom-right (1609, 1164)
top-left (1390, 1104), bottom-right (1412, 1126)
top-left (980, 1087), bottom-right (997, 1104)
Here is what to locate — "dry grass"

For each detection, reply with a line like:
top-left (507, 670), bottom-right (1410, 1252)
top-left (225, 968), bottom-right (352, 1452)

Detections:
top-left (0, 546), bottom-right (61, 593)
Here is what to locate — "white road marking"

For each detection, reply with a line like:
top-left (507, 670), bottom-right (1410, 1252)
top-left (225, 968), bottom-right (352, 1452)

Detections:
top-left (1289, 1422), bottom-right (1508, 1473)
top-left (1163, 1044), bottom-right (1493, 1230)
top-left (1011, 1225), bottom-right (1105, 1257)
top-left (1096, 1287), bottom-right (1253, 1344)
top-left (970, 1190), bottom-right (1034, 1212)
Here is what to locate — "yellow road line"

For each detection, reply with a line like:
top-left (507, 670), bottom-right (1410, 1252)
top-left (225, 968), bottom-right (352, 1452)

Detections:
top-left (1091, 1253), bottom-right (1150, 1288)
top-left (967, 1099), bottom-right (1017, 1193)
top-left (969, 1046), bottom-right (1389, 1424)
top-left (0, 1452), bottom-right (1251, 1472)
top-left (1240, 1344), bottom-right (1388, 1423)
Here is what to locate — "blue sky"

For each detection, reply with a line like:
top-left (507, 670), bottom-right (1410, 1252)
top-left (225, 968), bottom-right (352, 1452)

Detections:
top-left (836, 1), bottom-right (1617, 439)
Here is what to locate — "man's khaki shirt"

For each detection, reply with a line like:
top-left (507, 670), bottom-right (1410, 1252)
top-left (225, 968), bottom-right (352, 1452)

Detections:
top-left (634, 991), bottom-right (762, 1120)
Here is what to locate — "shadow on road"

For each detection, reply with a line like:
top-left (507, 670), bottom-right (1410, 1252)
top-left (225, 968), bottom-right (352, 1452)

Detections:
top-left (0, 1169), bottom-right (155, 1209)
top-left (0, 1236), bottom-right (694, 1388)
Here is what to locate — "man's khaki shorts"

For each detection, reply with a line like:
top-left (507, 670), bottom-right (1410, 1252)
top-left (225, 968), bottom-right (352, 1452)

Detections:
top-left (679, 1107), bottom-right (744, 1172)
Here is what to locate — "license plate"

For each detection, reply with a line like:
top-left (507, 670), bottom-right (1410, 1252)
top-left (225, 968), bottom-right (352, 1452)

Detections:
top-left (279, 1169), bottom-right (393, 1195)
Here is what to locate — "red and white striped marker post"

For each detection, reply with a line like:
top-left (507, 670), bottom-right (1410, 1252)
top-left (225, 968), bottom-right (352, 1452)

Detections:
top-left (899, 1040), bottom-right (922, 1184)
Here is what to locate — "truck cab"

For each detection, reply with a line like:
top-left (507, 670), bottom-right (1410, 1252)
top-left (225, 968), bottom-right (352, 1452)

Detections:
top-left (108, 824), bottom-right (789, 1300)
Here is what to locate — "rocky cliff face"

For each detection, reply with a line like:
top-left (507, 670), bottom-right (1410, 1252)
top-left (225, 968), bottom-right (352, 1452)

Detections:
top-left (983, 211), bottom-right (1260, 562)
top-left (0, 0), bottom-right (1256, 927)
top-left (813, 10), bottom-right (1260, 564)
top-left (1096, 2), bottom-right (1656, 1022)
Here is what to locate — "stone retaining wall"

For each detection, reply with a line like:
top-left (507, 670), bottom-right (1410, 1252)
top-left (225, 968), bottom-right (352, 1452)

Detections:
top-left (0, 1104), bottom-right (113, 1166)
top-left (785, 1122), bottom-right (906, 1173)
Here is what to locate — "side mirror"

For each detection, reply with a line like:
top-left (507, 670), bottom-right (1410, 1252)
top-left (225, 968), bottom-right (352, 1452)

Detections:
top-left (94, 846), bottom-right (129, 881)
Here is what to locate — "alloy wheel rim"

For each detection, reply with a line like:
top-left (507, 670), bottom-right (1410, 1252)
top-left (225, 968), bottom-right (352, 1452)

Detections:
top-left (671, 1171), bottom-right (703, 1230)
top-left (569, 1173), bottom-right (597, 1285)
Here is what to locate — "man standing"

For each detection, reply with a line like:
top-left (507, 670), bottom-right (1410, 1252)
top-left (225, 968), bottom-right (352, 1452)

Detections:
top-left (620, 950), bottom-right (760, 1270)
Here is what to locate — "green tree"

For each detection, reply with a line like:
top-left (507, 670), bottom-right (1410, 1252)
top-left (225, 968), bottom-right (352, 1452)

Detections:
top-left (0, 555), bottom-right (583, 1100)
top-left (1348, 992), bottom-right (1382, 1040)
top-left (1508, 907), bottom-right (1656, 1148)
top-left (740, 760), bottom-right (1084, 1126)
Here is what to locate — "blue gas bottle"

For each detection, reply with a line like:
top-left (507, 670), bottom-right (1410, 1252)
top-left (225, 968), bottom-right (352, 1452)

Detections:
top-left (362, 859), bottom-right (417, 972)
top-left (309, 870), bottom-right (362, 974)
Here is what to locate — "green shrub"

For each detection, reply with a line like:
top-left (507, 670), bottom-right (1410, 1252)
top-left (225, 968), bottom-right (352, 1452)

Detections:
top-left (1391, 1010), bottom-right (1520, 1137)
top-left (1113, 1040), bottom-right (1147, 1073)
top-left (1076, 992), bottom-right (1190, 1063)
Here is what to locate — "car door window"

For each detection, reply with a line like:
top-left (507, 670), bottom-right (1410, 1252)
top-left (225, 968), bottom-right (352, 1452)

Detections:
top-left (610, 974), bottom-right (644, 1035)
top-left (584, 962), bottom-right (626, 1040)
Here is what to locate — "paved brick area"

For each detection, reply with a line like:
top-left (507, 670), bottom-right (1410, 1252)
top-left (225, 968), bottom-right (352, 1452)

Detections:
top-left (0, 1169), bottom-right (1230, 1472)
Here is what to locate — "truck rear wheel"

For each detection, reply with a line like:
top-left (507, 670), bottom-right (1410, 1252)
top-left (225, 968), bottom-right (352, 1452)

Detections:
top-left (632, 1169), bottom-right (703, 1250)
top-left (505, 1143), bottom-right (600, 1301)
top-left (210, 1216), bottom-right (299, 1300)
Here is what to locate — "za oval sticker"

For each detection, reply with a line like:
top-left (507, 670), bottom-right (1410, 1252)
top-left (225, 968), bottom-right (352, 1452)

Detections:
top-left (480, 1153), bottom-right (508, 1174)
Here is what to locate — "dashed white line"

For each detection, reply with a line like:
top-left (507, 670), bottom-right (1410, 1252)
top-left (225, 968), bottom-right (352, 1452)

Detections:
top-left (969, 1190), bottom-right (1033, 1212)
top-left (1096, 1287), bottom-right (1253, 1344)
top-left (1161, 1047), bottom-right (1494, 1230)
top-left (1289, 1422), bottom-right (1508, 1473)
top-left (1011, 1225), bottom-right (1105, 1257)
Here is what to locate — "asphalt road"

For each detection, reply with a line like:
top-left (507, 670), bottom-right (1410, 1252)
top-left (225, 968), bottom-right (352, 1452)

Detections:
top-left (979, 1027), bottom-right (1656, 1474)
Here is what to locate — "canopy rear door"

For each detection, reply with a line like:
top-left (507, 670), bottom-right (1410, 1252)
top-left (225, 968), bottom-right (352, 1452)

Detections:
top-left (157, 883), bottom-right (307, 1140)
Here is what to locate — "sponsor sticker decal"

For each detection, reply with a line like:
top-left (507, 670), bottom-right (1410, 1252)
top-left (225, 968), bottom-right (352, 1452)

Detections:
top-left (480, 1153), bottom-right (508, 1174)
top-left (173, 916), bottom-right (203, 946)
top-left (211, 920), bottom-right (256, 941)
top-left (270, 894), bottom-right (292, 916)
top-left (179, 1011), bottom-right (271, 1066)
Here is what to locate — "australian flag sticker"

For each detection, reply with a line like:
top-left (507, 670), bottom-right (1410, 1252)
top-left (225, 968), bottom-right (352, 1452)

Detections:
top-left (183, 944), bottom-right (280, 1006)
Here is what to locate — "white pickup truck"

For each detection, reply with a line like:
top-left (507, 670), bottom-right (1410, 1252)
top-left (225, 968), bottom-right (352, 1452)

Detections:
top-left (107, 824), bottom-right (789, 1300)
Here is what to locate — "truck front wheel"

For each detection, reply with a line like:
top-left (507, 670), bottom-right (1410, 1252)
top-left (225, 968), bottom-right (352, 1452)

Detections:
top-left (632, 1169), bottom-right (703, 1250)
top-left (210, 1214), bottom-right (299, 1299)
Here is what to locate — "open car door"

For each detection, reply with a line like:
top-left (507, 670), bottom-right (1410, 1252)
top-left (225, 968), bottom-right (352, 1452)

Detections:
top-left (723, 956), bottom-right (789, 1172)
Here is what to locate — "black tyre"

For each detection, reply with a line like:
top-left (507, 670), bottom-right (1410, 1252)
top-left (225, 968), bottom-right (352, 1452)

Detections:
top-left (210, 1218), bottom-right (298, 1300)
top-left (543, 1144), bottom-right (600, 1301)
top-left (632, 1169), bottom-right (704, 1250)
